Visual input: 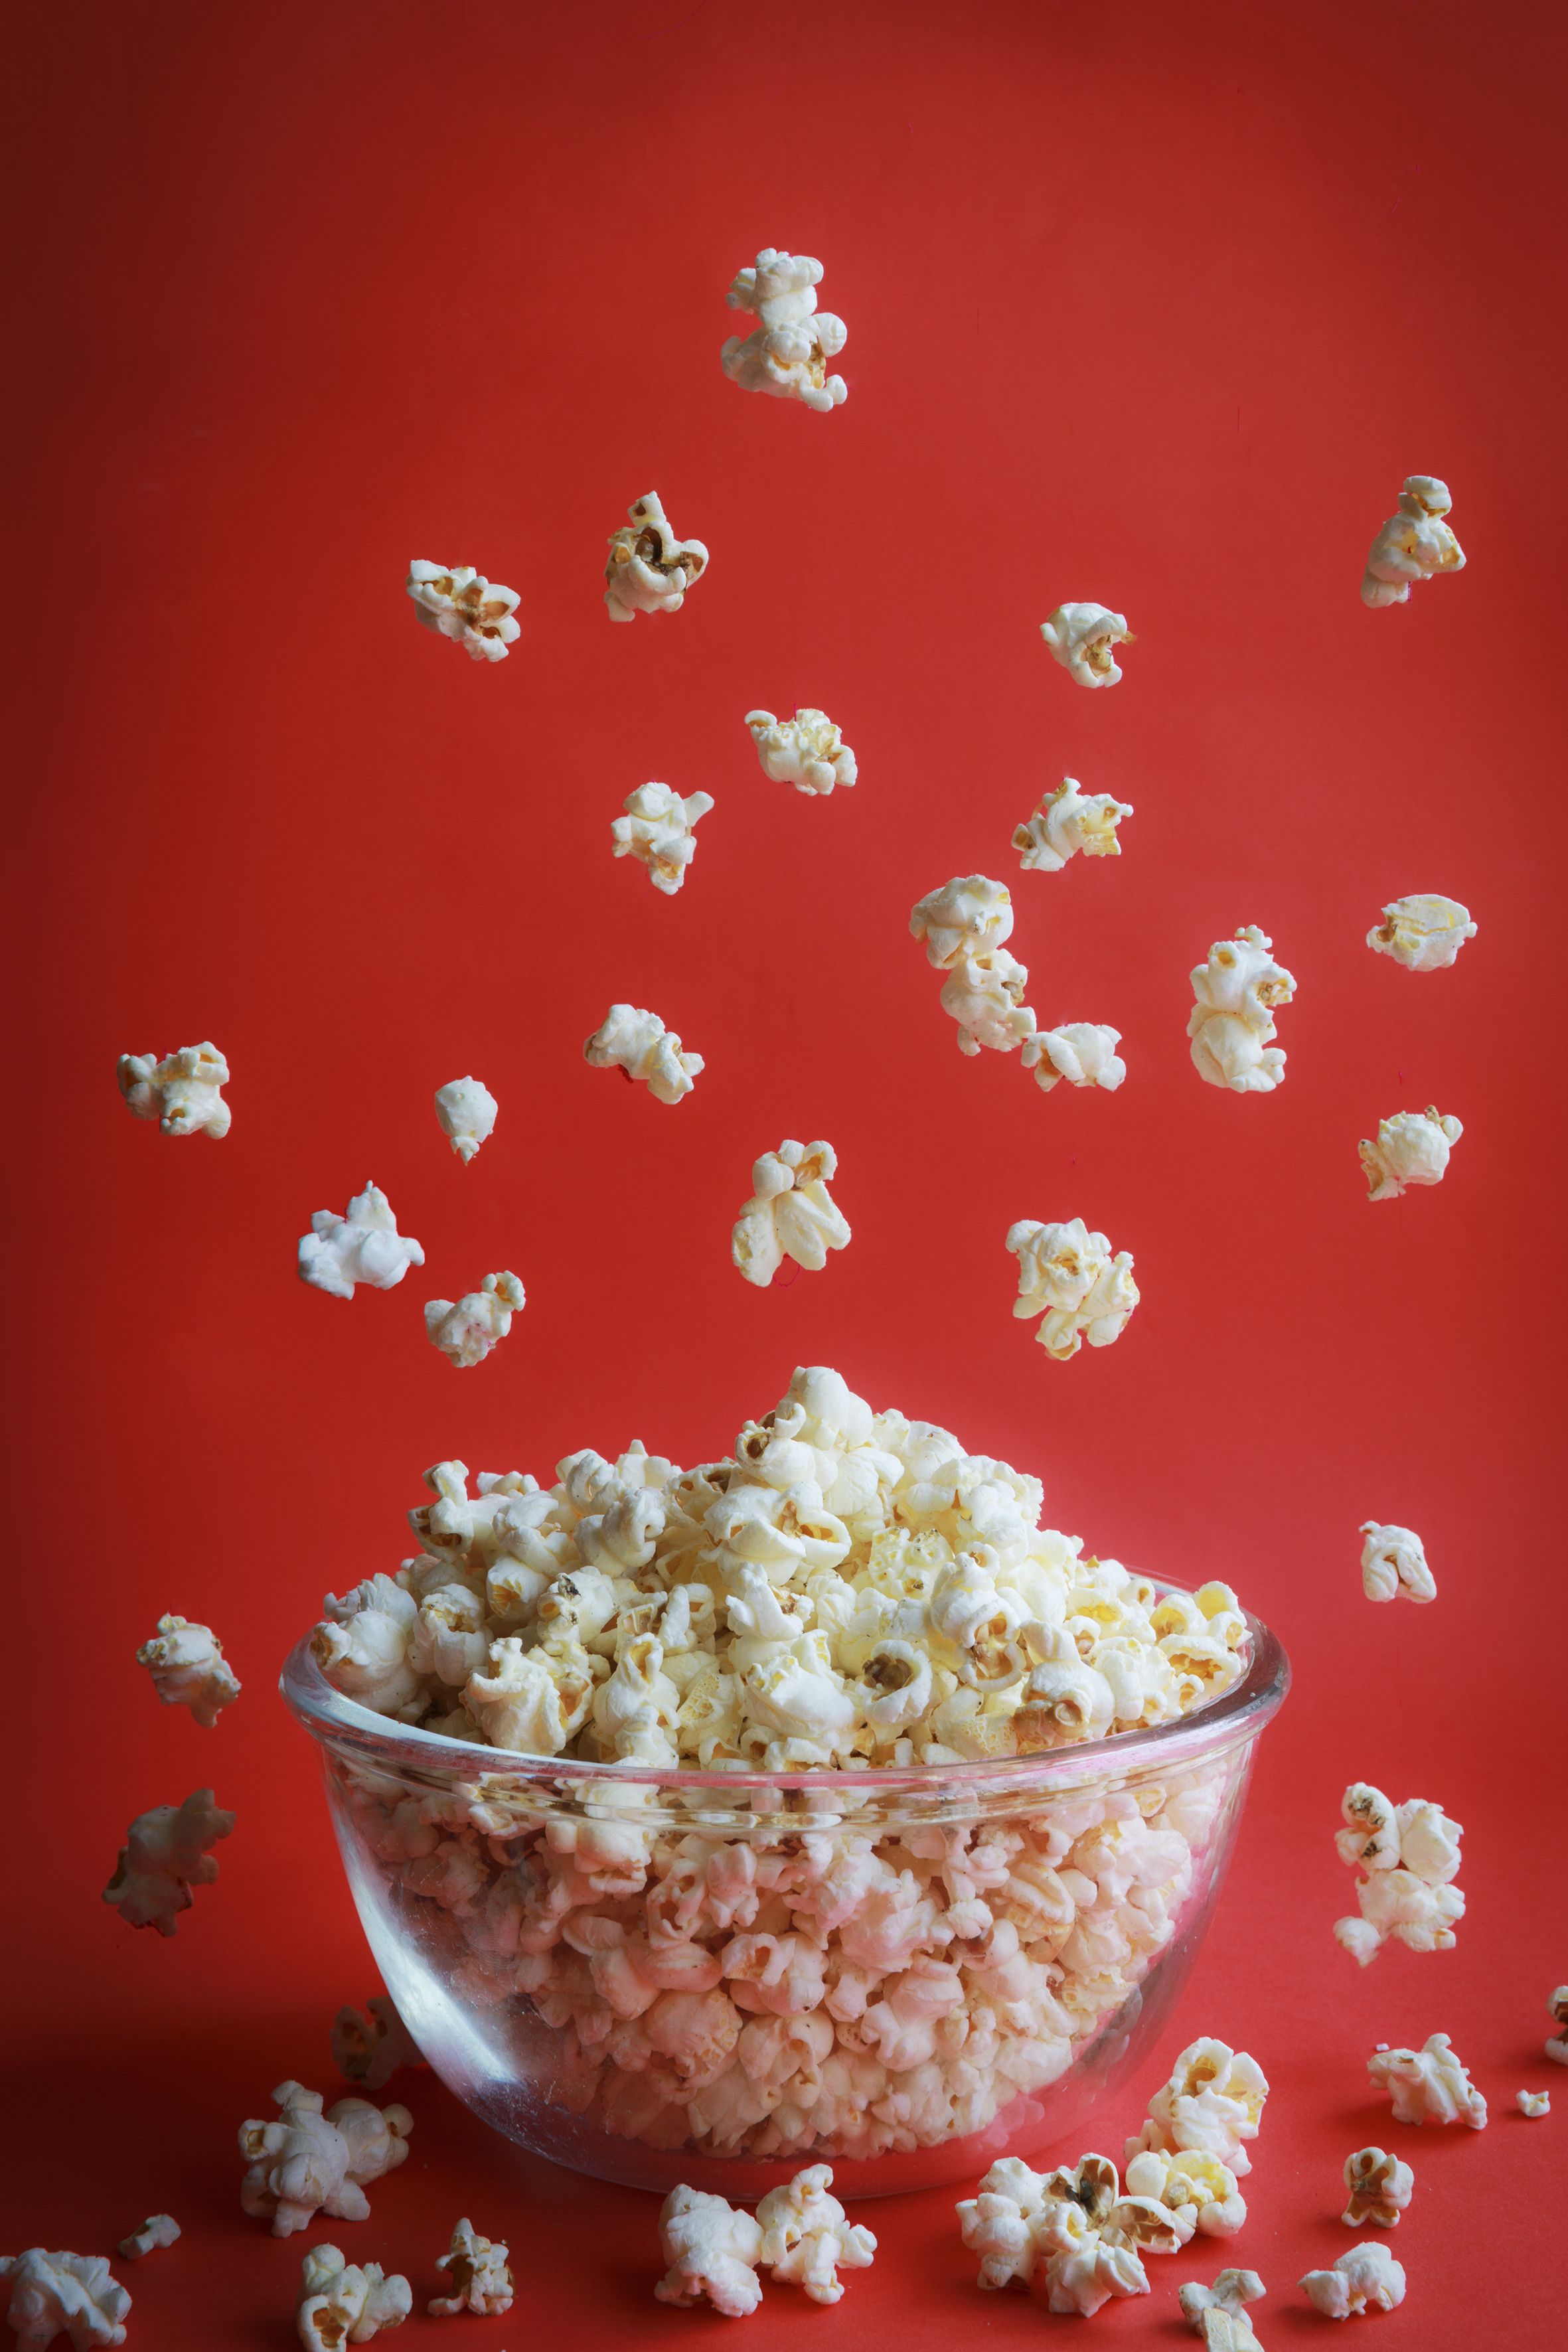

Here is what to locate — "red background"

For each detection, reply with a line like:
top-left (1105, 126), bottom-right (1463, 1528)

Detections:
top-left (5, 0), bottom-right (1565, 2341)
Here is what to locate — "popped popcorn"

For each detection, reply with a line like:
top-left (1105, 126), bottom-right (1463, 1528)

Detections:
top-left (732, 1142), bottom-right (850, 1287)
top-left (721, 250), bottom-right (847, 414)
top-left (428, 2220), bottom-right (513, 2317)
top-left (744, 708), bottom-right (857, 797)
top-left (331, 1996), bottom-right (424, 2090)
top-left (1127, 2039), bottom-right (1270, 2178)
top-left (1341, 2148), bottom-right (1413, 2228)
top-left (755, 2165), bottom-right (874, 2304)
top-left (1366, 894), bottom-right (1476, 971)
top-left (1334, 1784), bottom-right (1464, 1964)
top-left (297, 2244), bottom-right (412, 2349)
top-left (1545, 1988), bottom-right (1568, 2065)
top-left (1517, 2090), bottom-right (1550, 2117)
top-left (1367, 2033), bottom-right (1487, 2129)
top-left (909, 874), bottom-right (1015, 969)
top-left (1358, 1523), bottom-right (1435, 1606)
top-left (939, 949), bottom-right (1037, 1057)
top-left (1188, 927), bottom-right (1295, 1094)
top-left (1360, 1107), bottom-right (1462, 1202)
top-left (299, 1184), bottom-right (426, 1300)
top-left (102, 1788), bottom-right (234, 1936)
top-left (115, 2219), bottom-right (178, 2262)
top-left (611, 783), bottom-right (715, 895)
top-left (959, 2152), bottom-right (1181, 2316)
top-left (1124, 2147), bottom-right (1245, 2238)
top-left (136, 1615), bottom-right (240, 1727)
top-left (1178, 2270), bottom-right (1267, 2351)
top-left (604, 493), bottom-right (708, 623)
top-left (1006, 1217), bottom-right (1139, 1360)
top-left (239, 2082), bottom-right (414, 2237)
top-left (584, 1004), bottom-right (703, 1104)
top-left (433, 1077), bottom-right (497, 1165)
top-left (1300, 2242), bottom-right (1405, 2319)
top-left (1040, 603), bottom-right (1133, 688)
top-left (1024, 1024), bottom-right (1126, 1093)
top-left (406, 563), bottom-right (519, 661)
top-left (424, 1274), bottom-right (526, 1370)
top-left (1014, 777), bottom-right (1133, 872)
top-left (117, 1044), bottom-right (230, 1138)
top-left (1360, 477), bottom-right (1464, 608)
top-left (0, 2252), bottom-right (129, 2351)
top-left (655, 2187), bottom-right (763, 2317)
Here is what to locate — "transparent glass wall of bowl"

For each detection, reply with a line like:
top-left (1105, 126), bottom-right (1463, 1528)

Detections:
top-left (283, 1612), bottom-right (1288, 2201)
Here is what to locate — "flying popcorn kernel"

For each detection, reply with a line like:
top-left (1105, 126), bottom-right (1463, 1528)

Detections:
top-left (1024, 1023), bottom-right (1127, 1093)
top-left (298, 1182), bottom-right (425, 1300)
top-left (1359, 1522), bottom-right (1435, 1605)
top-left (424, 1273), bottom-right (526, 1370)
top-left (733, 1140), bottom-right (850, 1288)
top-left (1006, 1217), bottom-right (1138, 1360)
top-left (1127, 2039), bottom-right (1270, 2179)
top-left (1178, 2269), bottom-right (1267, 2351)
top-left (612, 782), bottom-right (715, 895)
top-left (910, 874), bottom-right (1014, 969)
top-left (331, 1995), bottom-right (424, 2091)
top-left (102, 1788), bottom-right (234, 1936)
top-left (1300, 2241), bottom-right (1405, 2319)
top-left (756, 2165), bottom-right (876, 2305)
top-left (0, 2252), bottom-right (130, 2351)
top-left (584, 1004), bottom-right (704, 1103)
top-left (1367, 894), bottom-right (1476, 971)
top-left (1188, 927), bottom-right (1295, 1093)
top-left (1360, 1107), bottom-right (1462, 1201)
top-left (1041, 603), bottom-right (1133, 688)
top-left (433, 1077), bottom-right (497, 1164)
top-left (1014, 777), bottom-right (1133, 872)
top-left (116, 2217), bottom-right (179, 2261)
top-left (1367, 2033), bottom-right (1487, 2128)
top-left (1341, 2148), bottom-right (1413, 2229)
top-left (655, 2185), bottom-right (765, 2317)
top-left (744, 708), bottom-right (857, 797)
top-left (1360, 477), bottom-right (1464, 608)
top-left (1517, 2090), bottom-right (1551, 2117)
top-left (297, 2244), bottom-right (412, 2350)
top-left (406, 562), bottom-right (519, 661)
top-left (1546, 1988), bottom-right (1568, 2065)
top-left (136, 1615), bottom-right (240, 1728)
top-left (604, 492), bottom-right (708, 623)
top-left (722, 248), bottom-right (847, 414)
top-left (118, 1044), bottom-right (230, 1138)
top-left (428, 2219), bottom-right (514, 2317)
top-left (1334, 1783), bottom-right (1464, 1964)
top-left (939, 949), bottom-right (1038, 1056)
top-left (239, 2082), bottom-right (413, 2238)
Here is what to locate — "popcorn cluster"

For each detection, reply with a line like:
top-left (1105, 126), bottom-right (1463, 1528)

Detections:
top-left (1014, 777), bottom-right (1133, 873)
top-left (1367, 893), bottom-right (1476, 971)
top-left (433, 1077), bottom-right (497, 1165)
top-left (1358, 1522), bottom-right (1435, 1606)
top-left (1188, 927), bottom-right (1295, 1095)
top-left (655, 2165), bottom-right (874, 2315)
top-left (1368, 2033), bottom-right (1487, 2129)
top-left (1360, 1106), bottom-right (1462, 1201)
top-left (745, 708), bottom-right (857, 797)
top-left (238, 2082), bottom-right (413, 2238)
top-left (584, 1004), bottom-right (703, 1103)
top-left (1179, 2269), bottom-right (1266, 2351)
top-left (118, 1044), bottom-right (230, 1139)
top-left (406, 562), bottom-right (520, 661)
top-left (732, 1141), bottom-right (851, 1288)
top-left (102, 1788), bottom-right (234, 1937)
top-left (136, 1615), bottom-right (240, 1728)
top-left (1126, 2037), bottom-right (1270, 2178)
top-left (604, 493), bottom-right (708, 623)
top-left (0, 2250), bottom-right (130, 2351)
top-left (957, 2150), bottom-right (1183, 2315)
top-left (299, 1183), bottom-right (425, 1300)
top-left (424, 1272), bottom-right (526, 1370)
top-left (1006, 1217), bottom-right (1139, 1360)
top-left (722, 250), bottom-right (847, 414)
top-left (1360, 477), bottom-right (1464, 608)
top-left (1041, 603), bottom-right (1133, 688)
top-left (1025, 1024), bottom-right (1126, 1095)
top-left (1333, 1782), bottom-right (1464, 1964)
top-left (612, 783), bottom-right (714, 896)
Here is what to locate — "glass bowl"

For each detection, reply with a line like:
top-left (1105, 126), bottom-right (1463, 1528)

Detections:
top-left (281, 1601), bottom-right (1287, 2201)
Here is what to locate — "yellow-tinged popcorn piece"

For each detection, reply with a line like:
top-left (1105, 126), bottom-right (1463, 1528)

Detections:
top-left (1024, 1022), bottom-right (1125, 1093)
top-left (611, 783), bottom-right (714, 894)
top-left (584, 1004), bottom-right (703, 1103)
top-left (1517, 2090), bottom-right (1551, 2117)
top-left (1188, 927), bottom-right (1294, 1094)
top-left (745, 707), bottom-right (856, 796)
top-left (137, 1614), bottom-right (240, 1727)
top-left (1367, 892), bottom-right (1476, 970)
top-left (1334, 1782), bottom-right (1464, 1964)
top-left (116, 2215), bottom-right (179, 2261)
top-left (118, 1043), bottom-right (230, 1138)
top-left (1178, 2269), bottom-right (1267, 2351)
top-left (1126, 2039), bottom-right (1270, 2178)
top-left (732, 1142), bottom-right (850, 1287)
top-left (1006, 1217), bottom-right (1138, 1360)
top-left (1341, 2147), bottom-right (1413, 2227)
top-left (1361, 476), bottom-right (1464, 607)
top-left (1041, 603), bottom-right (1133, 688)
top-left (297, 2244), bottom-right (411, 2349)
top-left (406, 561), bottom-right (518, 660)
top-left (721, 249), bottom-right (847, 414)
top-left (604, 493), bottom-right (708, 622)
top-left (1015, 777), bottom-right (1133, 871)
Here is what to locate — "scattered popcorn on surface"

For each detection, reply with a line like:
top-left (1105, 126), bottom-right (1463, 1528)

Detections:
top-left (744, 708), bottom-right (857, 797)
top-left (424, 1274), bottom-right (526, 1371)
top-left (433, 1077), bottom-right (497, 1166)
top-left (297, 2244), bottom-right (411, 2349)
top-left (299, 1183), bottom-right (426, 1300)
top-left (1127, 2039), bottom-right (1270, 2179)
top-left (1368, 2033), bottom-right (1487, 2129)
top-left (1024, 1024), bottom-right (1126, 1093)
top-left (136, 1614), bottom-right (240, 1728)
top-left (732, 1142), bottom-right (851, 1288)
top-left (115, 2218), bottom-right (179, 2262)
top-left (1360, 477), bottom-right (1464, 608)
top-left (1188, 927), bottom-right (1295, 1095)
top-left (0, 2251), bottom-right (129, 2351)
top-left (756, 2165), bottom-right (875, 2304)
top-left (939, 949), bottom-right (1036, 1057)
top-left (239, 2082), bottom-right (413, 2238)
top-left (1300, 2241), bottom-right (1405, 2320)
top-left (612, 783), bottom-right (715, 896)
top-left (1366, 894), bottom-right (1476, 972)
top-left (331, 1995), bottom-right (424, 2090)
top-left (721, 250), bottom-right (847, 414)
top-left (1358, 1523), bottom-right (1435, 1607)
top-left (1360, 1107), bottom-right (1462, 1202)
top-left (118, 1044), bottom-right (230, 1139)
top-left (102, 1788), bottom-right (234, 1936)
top-left (1014, 777), bottom-right (1133, 872)
top-left (584, 1004), bottom-right (704, 1104)
top-left (655, 2187), bottom-right (763, 2317)
top-left (1545, 1988), bottom-right (1568, 2066)
top-left (1341, 2148), bottom-right (1413, 2229)
top-left (1124, 2147), bottom-right (1245, 2239)
top-left (1040, 603), bottom-right (1133, 688)
top-left (605, 493), bottom-right (708, 623)
top-left (406, 562), bottom-right (519, 661)
top-left (959, 2152), bottom-right (1182, 2316)
top-left (1178, 2268), bottom-right (1267, 2351)
top-left (910, 875), bottom-right (1015, 969)
top-left (1516, 2090), bottom-right (1550, 2118)
top-left (428, 2220), bottom-right (513, 2317)
top-left (1006, 1217), bottom-right (1139, 1360)
top-left (1334, 1784), bottom-right (1464, 1964)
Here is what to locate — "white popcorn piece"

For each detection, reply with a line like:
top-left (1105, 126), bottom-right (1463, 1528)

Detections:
top-left (1360, 1107), bottom-right (1462, 1202)
top-left (732, 1140), bottom-right (850, 1288)
top-left (297, 2244), bottom-right (412, 2349)
top-left (1342, 2148), bottom-right (1413, 2228)
top-left (117, 1043), bottom-right (230, 1138)
top-left (611, 783), bottom-right (715, 896)
top-left (1358, 1522), bottom-right (1435, 1606)
top-left (136, 1615), bottom-right (240, 1728)
top-left (1024, 1023), bottom-right (1126, 1094)
top-left (406, 562), bottom-right (519, 661)
top-left (1040, 603), bottom-right (1133, 688)
top-left (1124, 2147), bottom-right (1245, 2239)
top-left (428, 2219), bottom-right (513, 2317)
top-left (1334, 1784), bottom-right (1464, 1964)
top-left (584, 1004), bottom-right (704, 1104)
top-left (424, 1273), bottom-right (526, 1370)
top-left (102, 1788), bottom-right (234, 1936)
top-left (1006, 1217), bottom-right (1139, 1360)
top-left (939, 949), bottom-right (1037, 1057)
top-left (1367, 2033), bottom-right (1487, 2129)
top-left (1545, 1987), bottom-right (1568, 2065)
top-left (721, 248), bottom-right (847, 414)
top-left (1014, 776), bottom-right (1133, 872)
top-left (0, 2252), bottom-right (129, 2351)
top-left (331, 1996), bottom-right (424, 2090)
top-left (298, 1183), bottom-right (425, 1300)
top-left (744, 708), bottom-right (856, 797)
top-left (958, 2152), bottom-right (1182, 2316)
top-left (1178, 2269), bottom-right (1267, 2351)
top-left (755, 2164), bottom-right (875, 2304)
top-left (1360, 477), bottom-right (1464, 608)
top-left (239, 2081), bottom-right (414, 2238)
top-left (1127, 2039), bottom-right (1270, 2179)
top-left (1518, 2089), bottom-right (1550, 2116)
top-left (604, 493), bottom-right (708, 623)
top-left (910, 874), bottom-right (1015, 969)
top-left (1188, 927), bottom-right (1295, 1094)
top-left (654, 2185), bottom-right (764, 2317)
top-left (1300, 2242), bottom-right (1405, 2320)
top-left (115, 2217), bottom-right (179, 2262)
top-left (433, 1077), bottom-right (497, 1165)
top-left (1366, 894), bottom-right (1476, 971)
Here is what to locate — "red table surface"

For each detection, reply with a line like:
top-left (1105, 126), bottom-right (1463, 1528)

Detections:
top-left (4, 1), bottom-right (1566, 2343)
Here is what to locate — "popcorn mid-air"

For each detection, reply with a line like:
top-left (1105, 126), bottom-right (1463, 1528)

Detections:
top-left (1127, 2039), bottom-right (1271, 2179)
top-left (1178, 2269), bottom-right (1267, 2351)
top-left (1366, 894), bottom-right (1476, 971)
top-left (1359, 1522), bottom-right (1436, 1605)
top-left (1516, 2090), bottom-right (1551, 2118)
top-left (1341, 2148), bottom-right (1413, 2229)
top-left (1024, 1023), bottom-right (1127, 1093)
top-left (721, 248), bottom-right (847, 413)
top-left (429, 2219), bottom-right (514, 2317)
top-left (298, 1182), bottom-right (426, 1300)
top-left (910, 873), bottom-right (1014, 967)
top-left (297, 2244), bottom-right (412, 2350)
top-left (584, 1004), bottom-right (704, 1103)
top-left (957, 2151), bottom-right (1182, 2317)
top-left (1334, 1782), bottom-right (1464, 1964)
top-left (939, 948), bottom-right (1037, 1056)
top-left (755, 2166), bottom-right (876, 2304)
top-left (732, 1140), bottom-right (851, 1287)
top-left (1546, 1988), bottom-right (1568, 2065)
top-left (1006, 1216), bottom-right (1139, 1360)
top-left (1188, 927), bottom-right (1295, 1093)
top-left (239, 2082), bottom-right (414, 2237)
top-left (1123, 2148), bottom-right (1245, 2239)
top-left (102, 1788), bottom-right (234, 1936)
top-left (1041, 603), bottom-right (1133, 688)
top-left (655, 2186), bottom-right (763, 2317)
top-left (1368, 2033), bottom-right (1488, 2129)
top-left (0, 2250), bottom-right (130, 2351)
top-left (331, 1996), bottom-right (424, 2090)
top-left (1014, 777), bottom-right (1134, 872)
top-left (1299, 2241), bottom-right (1406, 2319)
top-left (424, 1273), bottom-right (526, 1370)
top-left (406, 562), bottom-right (520, 661)
top-left (433, 1077), bottom-right (497, 1164)
top-left (604, 493), bottom-right (708, 623)
top-left (1360, 1107), bottom-right (1462, 1201)
top-left (744, 707), bottom-right (857, 796)
top-left (118, 1044), bottom-right (230, 1138)
top-left (136, 1615), bottom-right (240, 1728)
top-left (611, 782), bottom-right (715, 895)
top-left (116, 2217), bottom-right (179, 2262)
top-left (1360, 476), bottom-right (1465, 608)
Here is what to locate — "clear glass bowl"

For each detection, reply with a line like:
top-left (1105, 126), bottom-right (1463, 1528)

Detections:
top-left (281, 1601), bottom-right (1287, 2201)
